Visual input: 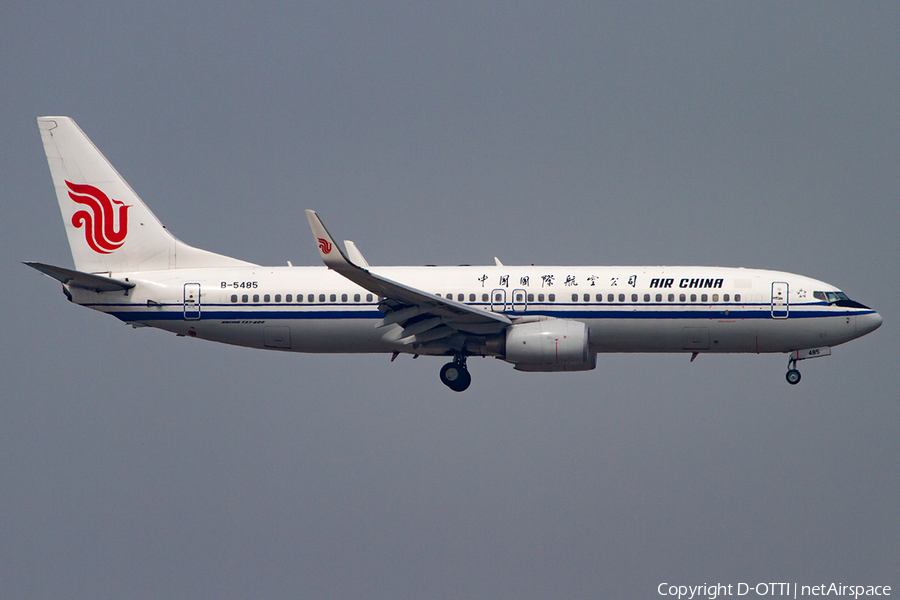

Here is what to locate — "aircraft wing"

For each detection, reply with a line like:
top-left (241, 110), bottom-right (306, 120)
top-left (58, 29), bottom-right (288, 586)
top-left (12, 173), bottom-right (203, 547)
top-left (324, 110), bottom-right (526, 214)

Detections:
top-left (305, 210), bottom-right (510, 348)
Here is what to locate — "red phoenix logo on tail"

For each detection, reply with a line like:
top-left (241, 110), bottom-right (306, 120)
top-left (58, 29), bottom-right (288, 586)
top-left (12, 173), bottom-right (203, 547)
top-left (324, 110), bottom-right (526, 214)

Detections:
top-left (66, 181), bottom-right (131, 254)
top-left (318, 238), bottom-right (332, 254)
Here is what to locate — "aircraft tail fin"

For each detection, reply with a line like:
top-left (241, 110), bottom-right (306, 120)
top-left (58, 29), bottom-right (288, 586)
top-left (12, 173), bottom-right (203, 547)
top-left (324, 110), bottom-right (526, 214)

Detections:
top-left (37, 117), bottom-right (252, 273)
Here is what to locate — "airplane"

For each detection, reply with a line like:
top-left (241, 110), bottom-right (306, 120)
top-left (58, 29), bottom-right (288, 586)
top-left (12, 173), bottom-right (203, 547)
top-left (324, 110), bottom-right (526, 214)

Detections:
top-left (26, 116), bottom-right (882, 392)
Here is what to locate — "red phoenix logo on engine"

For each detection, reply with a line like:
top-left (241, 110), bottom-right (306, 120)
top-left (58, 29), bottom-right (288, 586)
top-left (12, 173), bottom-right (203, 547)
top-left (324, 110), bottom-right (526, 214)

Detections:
top-left (318, 238), bottom-right (332, 254)
top-left (66, 181), bottom-right (131, 254)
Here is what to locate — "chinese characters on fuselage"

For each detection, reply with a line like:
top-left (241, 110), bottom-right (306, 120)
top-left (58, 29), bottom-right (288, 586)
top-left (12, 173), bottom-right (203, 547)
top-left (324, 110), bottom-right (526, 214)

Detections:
top-left (475, 274), bottom-right (725, 290)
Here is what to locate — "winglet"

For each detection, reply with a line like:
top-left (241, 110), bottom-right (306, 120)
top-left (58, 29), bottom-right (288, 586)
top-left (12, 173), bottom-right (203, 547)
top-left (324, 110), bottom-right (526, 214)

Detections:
top-left (344, 240), bottom-right (370, 267)
top-left (305, 209), bottom-right (357, 271)
top-left (302, 210), bottom-right (512, 327)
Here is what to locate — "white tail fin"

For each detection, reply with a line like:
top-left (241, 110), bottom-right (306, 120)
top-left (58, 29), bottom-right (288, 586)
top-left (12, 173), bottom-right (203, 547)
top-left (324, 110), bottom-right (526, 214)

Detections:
top-left (37, 117), bottom-right (252, 273)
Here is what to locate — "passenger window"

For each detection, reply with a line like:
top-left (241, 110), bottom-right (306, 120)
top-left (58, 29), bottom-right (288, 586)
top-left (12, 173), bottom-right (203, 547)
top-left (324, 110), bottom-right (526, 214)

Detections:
top-left (275, 294), bottom-right (282, 302)
top-left (318, 294), bottom-right (325, 302)
top-left (679, 294), bottom-right (686, 302)
top-left (527, 293), bottom-right (534, 302)
top-left (457, 293), bottom-right (464, 302)
top-left (242, 294), bottom-right (248, 303)
top-left (583, 293), bottom-right (590, 302)
top-left (231, 294), bottom-right (238, 303)
top-left (367, 294), bottom-right (373, 302)
top-left (330, 294), bottom-right (336, 302)
top-left (286, 294), bottom-right (293, 302)
top-left (712, 294), bottom-right (718, 302)
top-left (341, 293), bottom-right (348, 302)
top-left (643, 294), bottom-right (650, 302)
top-left (494, 293), bottom-right (502, 302)
top-left (482, 293), bottom-right (489, 302)
top-left (264, 294), bottom-right (271, 302)
top-left (735, 294), bottom-right (741, 302)
top-left (572, 293), bottom-right (578, 302)
top-left (668, 294), bottom-right (674, 302)
top-left (354, 294), bottom-right (360, 302)
top-left (469, 293), bottom-right (476, 302)
top-left (701, 294), bottom-right (708, 302)
top-left (548, 294), bottom-right (556, 302)
top-left (723, 294), bottom-right (729, 302)
top-left (596, 294), bottom-right (603, 302)
top-left (308, 294), bottom-right (315, 302)
top-left (655, 294), bottom-right (662, 302)
top-left (690, 294), bottom-right (697, 302)
top-left (538, 294), bottom-right (545, 302)
top-left (618, 294), bottom-right (625, 302)
top-left (516, 293), bottom-right (524, 302)
top-left (608, 294), bottom-right (615, 302)
top-left (632, 294), bottom-right (638, 302)
top-left (253, 294), bottom-right (260, 302)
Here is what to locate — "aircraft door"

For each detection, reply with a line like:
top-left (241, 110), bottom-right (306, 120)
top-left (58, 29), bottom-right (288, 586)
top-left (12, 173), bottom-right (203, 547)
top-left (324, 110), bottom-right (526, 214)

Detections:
top-left (771, 282), bottom-right (788, 319)
top-left (511, 288), bottom-right (528, 313)
top-left (184, 283), bottom-right (201, 320)
top-left (490, 288), bottom-right (507, 312)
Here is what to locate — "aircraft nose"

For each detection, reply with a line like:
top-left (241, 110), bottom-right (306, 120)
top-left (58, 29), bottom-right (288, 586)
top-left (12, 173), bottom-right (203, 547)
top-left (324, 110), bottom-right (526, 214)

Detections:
top-left (858, 311), bottom-right (883, 337)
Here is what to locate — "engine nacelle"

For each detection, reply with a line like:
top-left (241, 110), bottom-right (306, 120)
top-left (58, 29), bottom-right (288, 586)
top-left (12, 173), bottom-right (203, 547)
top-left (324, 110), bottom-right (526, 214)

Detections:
top-left (504, 319), bottom-right (596, 372)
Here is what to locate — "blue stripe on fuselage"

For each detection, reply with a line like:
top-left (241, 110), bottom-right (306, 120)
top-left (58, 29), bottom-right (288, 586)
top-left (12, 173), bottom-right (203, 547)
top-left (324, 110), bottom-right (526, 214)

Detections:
top-left (91, 303), bottom-right (876, 323)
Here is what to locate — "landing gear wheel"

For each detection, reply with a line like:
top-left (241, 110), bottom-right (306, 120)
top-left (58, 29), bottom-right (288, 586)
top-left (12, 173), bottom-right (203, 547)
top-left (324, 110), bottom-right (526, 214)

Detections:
top-left (786, 369), bottom-right (801, 385)
top-left (440, 361), bottom-right (471, 392)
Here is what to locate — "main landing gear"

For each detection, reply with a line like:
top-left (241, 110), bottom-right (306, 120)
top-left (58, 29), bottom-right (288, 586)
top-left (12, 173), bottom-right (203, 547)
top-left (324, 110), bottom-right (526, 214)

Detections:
top-left (440, 356), bottom-right (471, 392)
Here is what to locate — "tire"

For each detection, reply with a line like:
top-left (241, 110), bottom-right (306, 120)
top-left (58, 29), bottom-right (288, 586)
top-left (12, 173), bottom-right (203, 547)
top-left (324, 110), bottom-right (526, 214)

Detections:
top-left (786, 369), bottom-right (801, 385)
top-left (440, 362), bottom-right (471, 392)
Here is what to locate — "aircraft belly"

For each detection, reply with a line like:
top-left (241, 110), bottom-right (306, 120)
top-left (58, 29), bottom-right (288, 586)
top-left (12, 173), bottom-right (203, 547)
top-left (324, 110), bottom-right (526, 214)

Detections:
top-left (755, 315), bottom-right (856, 352)
top-left (196, 318), bottom-right (385, 353)
top-left (286, 318), bottom-right (385, 353)
top-left (589, 318), bottom-right (760, 353)
top-left (88, 299), bottom-right (867, 358)
top-left (588, 319), bottom-right (686, 353)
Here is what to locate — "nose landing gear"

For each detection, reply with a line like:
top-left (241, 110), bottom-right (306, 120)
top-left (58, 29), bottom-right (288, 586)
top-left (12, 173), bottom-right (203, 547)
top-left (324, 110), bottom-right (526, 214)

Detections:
top-left (786, 364), bottom-right (802, 385)
top-left (784, 347), bottom-right (832, 385)
top-left (440, 356), bottom-right (471, 392)
top-left (785, 355), bottom-right (802, 385)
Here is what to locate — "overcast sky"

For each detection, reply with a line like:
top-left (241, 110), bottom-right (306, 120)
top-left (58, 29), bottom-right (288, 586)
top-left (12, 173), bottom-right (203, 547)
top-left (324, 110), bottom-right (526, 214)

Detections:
top-left (1, 2), bottom-right (898, 599)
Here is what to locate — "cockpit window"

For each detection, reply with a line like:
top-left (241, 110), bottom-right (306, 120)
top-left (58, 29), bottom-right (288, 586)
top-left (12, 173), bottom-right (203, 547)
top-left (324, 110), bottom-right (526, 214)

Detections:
top-left (814, 291), bottom-right (849, 303)
top-left (815, 290), bottom-right (868, 309)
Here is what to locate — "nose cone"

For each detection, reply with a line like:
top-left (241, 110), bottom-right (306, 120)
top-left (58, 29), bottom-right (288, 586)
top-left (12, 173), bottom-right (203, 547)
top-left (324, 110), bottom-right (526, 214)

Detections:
top-left (858, 311), bottom-right (883, 337)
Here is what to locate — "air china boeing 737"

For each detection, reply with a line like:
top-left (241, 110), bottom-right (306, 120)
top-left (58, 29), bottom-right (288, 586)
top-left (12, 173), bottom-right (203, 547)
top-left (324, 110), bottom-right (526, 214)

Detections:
top-left (27, 117), bottom-right (882, 391)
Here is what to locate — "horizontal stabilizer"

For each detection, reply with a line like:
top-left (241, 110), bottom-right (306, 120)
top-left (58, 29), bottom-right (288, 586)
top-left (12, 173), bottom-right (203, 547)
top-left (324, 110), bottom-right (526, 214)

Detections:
top-left (24, 261), bottom-right (135, 292)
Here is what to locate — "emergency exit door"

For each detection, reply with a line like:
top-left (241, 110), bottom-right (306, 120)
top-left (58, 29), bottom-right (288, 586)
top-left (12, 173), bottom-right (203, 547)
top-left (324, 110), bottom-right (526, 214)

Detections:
top-left (771, 282), bottom-right (788, 319)
top-left (184, 283), bottom-right (201, 320)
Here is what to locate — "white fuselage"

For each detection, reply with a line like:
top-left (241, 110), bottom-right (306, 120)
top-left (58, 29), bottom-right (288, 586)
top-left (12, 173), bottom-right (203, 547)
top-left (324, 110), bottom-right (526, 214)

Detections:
top-left (69, 264), bottom-right (882, 358)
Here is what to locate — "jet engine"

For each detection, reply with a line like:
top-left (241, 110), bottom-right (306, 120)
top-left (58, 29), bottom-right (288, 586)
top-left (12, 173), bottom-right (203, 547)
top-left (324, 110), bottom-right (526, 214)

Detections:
top-left (504, 319), bottom-right (596, 372)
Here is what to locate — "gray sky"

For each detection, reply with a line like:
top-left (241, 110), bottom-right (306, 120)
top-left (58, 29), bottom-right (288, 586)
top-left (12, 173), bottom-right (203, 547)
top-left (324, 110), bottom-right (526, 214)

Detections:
top-left (2, 2), bottom-right (898, 598)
